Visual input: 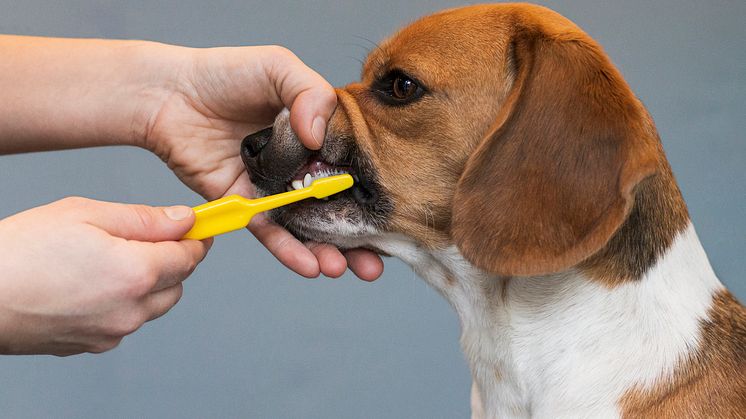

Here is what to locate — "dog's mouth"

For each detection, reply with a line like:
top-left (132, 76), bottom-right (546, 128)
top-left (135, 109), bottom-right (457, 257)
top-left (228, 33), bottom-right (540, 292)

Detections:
top-left (244, 150), bottom-right (388, 244)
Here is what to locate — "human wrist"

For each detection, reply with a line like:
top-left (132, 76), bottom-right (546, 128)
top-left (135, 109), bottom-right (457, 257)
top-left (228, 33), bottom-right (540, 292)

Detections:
top-left (116, 40), bottom-right (193, 150)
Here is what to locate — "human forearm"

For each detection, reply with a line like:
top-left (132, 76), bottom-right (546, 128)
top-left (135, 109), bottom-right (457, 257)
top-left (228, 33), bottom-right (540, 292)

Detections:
top-left (0, 35), bottom-right (185, 154)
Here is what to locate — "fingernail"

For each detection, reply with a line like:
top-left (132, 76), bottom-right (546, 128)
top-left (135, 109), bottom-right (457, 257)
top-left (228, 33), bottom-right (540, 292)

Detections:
top-left (164, 206), bottom-right (192, 221)
top-left (311, 116), bottom-right (326, 148)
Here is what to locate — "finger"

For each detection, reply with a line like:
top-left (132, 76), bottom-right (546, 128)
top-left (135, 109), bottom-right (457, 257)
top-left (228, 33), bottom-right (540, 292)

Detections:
top-left (66, 197), bottom-right (195, 242)
top-left (306, 242), bottom-right (347, 278)
top-left (262, 46), bottom-right (337, 150)
top-left (143, 283), bottom-right (184, 322)
top-left (289, 88), bottom-right (337, 150)
top-left (137, 238), bottom-right (211, 292)
top-left (248, 214), bottom-right (320, 278)
top-left (344, 249), bottom-right (384, 282)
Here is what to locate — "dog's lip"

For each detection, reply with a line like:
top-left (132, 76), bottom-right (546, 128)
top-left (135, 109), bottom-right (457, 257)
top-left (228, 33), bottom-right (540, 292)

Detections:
top-left (290, 158), bottom-right (353, 181)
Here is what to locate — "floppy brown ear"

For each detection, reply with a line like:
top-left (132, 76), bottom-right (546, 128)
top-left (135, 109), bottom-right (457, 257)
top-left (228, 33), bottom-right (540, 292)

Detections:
top-left (451, 26), bottom-right (658, 277)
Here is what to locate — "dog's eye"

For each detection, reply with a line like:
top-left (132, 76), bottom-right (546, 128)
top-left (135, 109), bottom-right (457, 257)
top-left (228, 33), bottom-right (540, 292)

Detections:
top-left (372, 70), bottom-right (426, 105)
top-left (392, 75), bottom-right (418, 100)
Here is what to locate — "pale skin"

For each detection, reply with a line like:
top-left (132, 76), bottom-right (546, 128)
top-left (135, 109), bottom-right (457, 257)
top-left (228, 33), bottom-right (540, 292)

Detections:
top-left (0, 36), bottom-right (383, 356)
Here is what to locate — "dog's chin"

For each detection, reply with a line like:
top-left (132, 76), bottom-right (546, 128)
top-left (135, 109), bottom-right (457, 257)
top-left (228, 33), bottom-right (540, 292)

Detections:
top-left (266, 194), bottom-right (378, 247)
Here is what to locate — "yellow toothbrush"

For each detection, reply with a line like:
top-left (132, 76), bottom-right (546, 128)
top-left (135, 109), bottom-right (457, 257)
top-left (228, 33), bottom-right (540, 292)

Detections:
top-left (182, 174), bottom-right (353, 240)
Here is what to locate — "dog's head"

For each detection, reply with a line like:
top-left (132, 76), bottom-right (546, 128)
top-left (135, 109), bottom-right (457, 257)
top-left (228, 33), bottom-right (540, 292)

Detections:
top-left (242, 4), bottom-right (678, 278)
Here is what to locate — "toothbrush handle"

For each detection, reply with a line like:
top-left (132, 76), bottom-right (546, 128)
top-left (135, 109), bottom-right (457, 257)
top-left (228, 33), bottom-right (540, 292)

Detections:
top-left (246, 188), bottom-right (315, 212)
top-left (182, 195), bottom-right (253, 240)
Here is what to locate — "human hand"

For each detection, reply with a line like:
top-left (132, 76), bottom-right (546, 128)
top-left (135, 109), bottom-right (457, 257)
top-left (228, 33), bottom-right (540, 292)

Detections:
top-left (0, 197), bottom-right (210, 356)
top-left (140, 45), bottom-right (383, 280)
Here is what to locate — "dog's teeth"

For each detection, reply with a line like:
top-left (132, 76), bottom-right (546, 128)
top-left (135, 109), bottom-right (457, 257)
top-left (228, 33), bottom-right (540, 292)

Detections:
top-left (286, 185), bottom-right (292, 192)
top-left (294, 167), bottom-right (352, 190)
top-left (321, 197), bottom-right (329, 201)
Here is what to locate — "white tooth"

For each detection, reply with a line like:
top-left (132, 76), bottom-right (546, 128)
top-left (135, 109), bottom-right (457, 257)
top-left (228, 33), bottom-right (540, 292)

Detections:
top-left (322, 197), bottom-right (329, 201)
top-left (291, 180), bottom-right (304, 190)
top-left (303, 173), bottom-right (312, 188)
top-left (286, 185), bottom-right (292, 192)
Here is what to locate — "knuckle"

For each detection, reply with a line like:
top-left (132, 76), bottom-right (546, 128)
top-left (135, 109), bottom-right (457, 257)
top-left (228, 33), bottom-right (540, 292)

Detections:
top-left (129, 277), bottom-right (154, 298)
top-left (89, 337), bottom-right (123, 354)
top-left (152, 285), bottom-right (184, 320)
top-left (124, 263), bottom-right (157, 297)
top-left (183, 264), bottom-right (196, 279)
top-left (180, 244), bottom-right (203, 276)
top-left (184, 255), bottom-right (198, 277)
top-left (172, 283), bottom-right (184, 303)
top-left (58, 196), bottom-right (91, 209)
top-left (120, 318), bottom-right (144, 337)
top-left (267, 44), bottom-right (294, 60)
top-left (130, 205), bottom-right (157, 230)
top-left (274, 235), bottom-right (295, 252)
top-left (111, 312), bottom-right (146, 337)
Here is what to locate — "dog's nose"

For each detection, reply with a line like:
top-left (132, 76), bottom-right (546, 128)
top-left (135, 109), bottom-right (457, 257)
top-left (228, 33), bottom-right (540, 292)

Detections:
top-left (241, 127), bottom-right (273, 158)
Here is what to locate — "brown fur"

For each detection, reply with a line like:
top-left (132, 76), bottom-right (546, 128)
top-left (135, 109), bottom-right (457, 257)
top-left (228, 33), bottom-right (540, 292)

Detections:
top-left (450, 6), bottom-right (684, 279)
top-left (620, 290), bottom-right (746, 417)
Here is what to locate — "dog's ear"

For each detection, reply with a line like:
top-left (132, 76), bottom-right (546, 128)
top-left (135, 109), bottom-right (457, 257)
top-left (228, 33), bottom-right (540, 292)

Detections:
top-left (452, 27), bottom-right (658, 276)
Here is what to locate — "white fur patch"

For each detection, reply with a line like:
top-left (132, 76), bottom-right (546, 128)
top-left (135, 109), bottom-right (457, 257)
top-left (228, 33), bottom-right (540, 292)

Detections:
top-left (363, 223), bottom-right (723, 418)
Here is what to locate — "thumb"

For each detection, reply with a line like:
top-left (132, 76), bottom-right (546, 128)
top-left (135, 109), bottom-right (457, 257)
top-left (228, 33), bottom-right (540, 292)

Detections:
top-left (72, 198), bottom-right (195, 242)
top-left (263, 46), bottom-right (337, 150)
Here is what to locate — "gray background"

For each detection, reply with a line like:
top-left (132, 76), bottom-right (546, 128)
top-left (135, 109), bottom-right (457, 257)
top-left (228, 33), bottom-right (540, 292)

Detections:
top-left (0, 0), bottom-right (743, 418)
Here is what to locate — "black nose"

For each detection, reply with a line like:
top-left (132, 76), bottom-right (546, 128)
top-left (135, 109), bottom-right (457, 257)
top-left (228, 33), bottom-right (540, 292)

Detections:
top-left (241, 127), bottom-right (273, 158)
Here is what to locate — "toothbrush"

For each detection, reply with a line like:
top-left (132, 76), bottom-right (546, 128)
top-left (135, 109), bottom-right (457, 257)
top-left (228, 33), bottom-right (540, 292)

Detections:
top-left (182, 174), bottom-right (353, 240)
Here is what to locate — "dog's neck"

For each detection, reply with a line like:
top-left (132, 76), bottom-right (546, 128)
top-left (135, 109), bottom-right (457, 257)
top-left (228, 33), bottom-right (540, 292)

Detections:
top-left (363, 221), bottom-right (723, 417)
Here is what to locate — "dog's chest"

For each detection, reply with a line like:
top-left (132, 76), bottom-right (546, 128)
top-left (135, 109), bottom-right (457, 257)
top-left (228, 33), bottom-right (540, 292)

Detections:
top-left (369, 225), bottom-right (723, 418)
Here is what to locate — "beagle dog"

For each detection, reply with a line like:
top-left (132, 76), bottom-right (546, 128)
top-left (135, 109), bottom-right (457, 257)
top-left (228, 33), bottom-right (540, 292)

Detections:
top-left (242, 3), bottom-right (745, 417)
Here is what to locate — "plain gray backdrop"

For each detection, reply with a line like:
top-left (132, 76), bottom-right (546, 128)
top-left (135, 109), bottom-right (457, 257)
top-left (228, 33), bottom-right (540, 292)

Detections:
top-left (0, 1), bottom-right (744, 418)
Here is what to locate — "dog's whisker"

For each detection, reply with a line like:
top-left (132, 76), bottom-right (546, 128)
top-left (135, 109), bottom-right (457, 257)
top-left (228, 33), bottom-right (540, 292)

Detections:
top-left (343, 42), bottom-right (374, 53)
top-left (344, 55), bottom-right (366, 67)
top-left (351, 34), bottom-right (380, 51)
